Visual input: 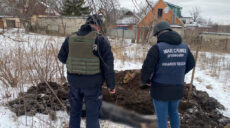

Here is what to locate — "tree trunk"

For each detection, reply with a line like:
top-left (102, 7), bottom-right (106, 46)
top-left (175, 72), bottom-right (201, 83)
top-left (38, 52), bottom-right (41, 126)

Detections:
top-left (22, 21), bottom-right (31, 34)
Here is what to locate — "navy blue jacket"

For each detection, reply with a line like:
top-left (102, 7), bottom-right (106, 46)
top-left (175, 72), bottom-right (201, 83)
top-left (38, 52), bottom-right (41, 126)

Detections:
top-left (58, 24), bottom-right (115, 90)
top-left (141, 31), bottom-right (195, 100)
top-left (153, 42), bottom-right (188, 85)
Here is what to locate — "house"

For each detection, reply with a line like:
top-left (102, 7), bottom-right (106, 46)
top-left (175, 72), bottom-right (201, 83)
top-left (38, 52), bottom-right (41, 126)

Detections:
top-left (0, 16), bottom-right (21, 28)
top-left (180, 17), bottom-right (193, 24)
top-left (137, 0), bottom-right (184, 43)
top-left (107, 11), bottom-right (140, 40)
top-left (0, 0), bottom-right (60, 30)
top-left (18, 0), bottom-right (60, 25)
top-left (32, 2), bottom-right (60, 24)
top-left (112, 11), bottom-right (140, 30)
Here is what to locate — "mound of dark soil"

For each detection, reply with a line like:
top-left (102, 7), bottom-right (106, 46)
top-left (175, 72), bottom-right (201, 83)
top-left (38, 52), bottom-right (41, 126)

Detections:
top-left (8, 70), bottom-right (230, 128)
top-left (103, 70), bottom-right (154, 115)
top-left (180, 85), bottom-right (229, 128)
top-left (8, 82), bottom-right (69, 116)
top-left (104, 70), bottom-right (230, 128)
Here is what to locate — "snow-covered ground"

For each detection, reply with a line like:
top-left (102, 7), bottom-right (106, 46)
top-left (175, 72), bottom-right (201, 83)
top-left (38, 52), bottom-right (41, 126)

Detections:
top-left (0, 105), bottom-right (130, 128)
top-left (185, 52), bottom-right (230, 117)
top-left (0, 29), bottom-right (230, 128)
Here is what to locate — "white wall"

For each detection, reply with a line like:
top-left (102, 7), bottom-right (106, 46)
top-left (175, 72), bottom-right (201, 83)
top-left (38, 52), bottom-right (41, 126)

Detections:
top-left (34, 16), bottom-right (87, 35)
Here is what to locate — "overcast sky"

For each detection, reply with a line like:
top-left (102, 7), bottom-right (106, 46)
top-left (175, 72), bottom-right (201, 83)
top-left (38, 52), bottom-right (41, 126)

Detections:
top-left (118, 0), bottom-right (230, 25)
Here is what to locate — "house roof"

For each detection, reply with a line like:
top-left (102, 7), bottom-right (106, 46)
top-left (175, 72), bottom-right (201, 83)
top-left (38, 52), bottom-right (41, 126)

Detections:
top-left (116, 11), bottom-right (140, 25)
top-left (165, 1), bottom-right (182, 9)
top-left (116, 16), bottom-right (138, 25)
top-left (202, 32), bottom-right (230, 36)
top-left (171, 24), bottom-right (183, 28)
top-left (181, 17), bottom-right (193, 18)
top-left (0, 15), bottom-right (14, 18)
top-left (184, 23), bottom-right (211, 28)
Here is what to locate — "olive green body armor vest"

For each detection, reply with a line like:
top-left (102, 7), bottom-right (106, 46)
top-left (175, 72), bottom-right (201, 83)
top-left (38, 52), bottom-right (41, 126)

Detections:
top-left (66, 31), bottom-right (100, 75)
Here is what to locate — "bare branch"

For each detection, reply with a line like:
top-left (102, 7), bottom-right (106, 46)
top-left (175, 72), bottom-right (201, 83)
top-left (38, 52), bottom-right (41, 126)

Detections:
top-left (190, 7), bottom-right (201, 22)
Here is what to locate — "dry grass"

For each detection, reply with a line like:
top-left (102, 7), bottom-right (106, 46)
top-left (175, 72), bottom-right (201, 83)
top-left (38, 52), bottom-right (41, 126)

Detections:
top-left (195, 78), bottom-right (203, 83)
top-left (206, 85), bottom-right (213, 90)
top-left (184, 29), bottom-right (230, 53)
top-left (0, 38), bottom-right (65, 89)
top-left (111, 38), bottom-right (150, 64)
top-left (198, 52), bottom-right (230, 80)
top-left (0, 32), bottom-right (68, 127)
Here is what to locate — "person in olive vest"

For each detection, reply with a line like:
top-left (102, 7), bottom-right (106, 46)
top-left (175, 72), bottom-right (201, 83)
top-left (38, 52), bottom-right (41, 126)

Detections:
top-left (58, 14), bottom-right (116, 128)
top-left (141, 21), bottom-right (195, 128)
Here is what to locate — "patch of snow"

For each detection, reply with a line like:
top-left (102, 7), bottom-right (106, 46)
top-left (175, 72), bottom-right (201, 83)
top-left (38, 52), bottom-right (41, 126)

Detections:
top-left (115, 59), bottom-right (142, 71)
top-left (0, 106), bottom-right (19, 128)
top-left (0, 105), bottom-right (132, 128)
top-left (0, 82), bottom-right (32, 104)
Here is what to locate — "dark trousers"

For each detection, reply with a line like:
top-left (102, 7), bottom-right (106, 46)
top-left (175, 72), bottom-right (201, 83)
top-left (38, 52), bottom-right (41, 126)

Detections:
top-left (68, 86), bottom-right (102, 128)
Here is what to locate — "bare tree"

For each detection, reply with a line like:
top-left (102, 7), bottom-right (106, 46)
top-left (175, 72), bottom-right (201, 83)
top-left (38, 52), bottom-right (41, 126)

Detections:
top-left (0, 1), bottom-right (7, 15)
top-left (135, 0), bottom-right (154, 18)
top-left (47, 0), bottom-right (64, 11)
top-left (86, 0), bottom-right (120, 24)
top-left (190, 7), bottom-right (201, 22)
top-left (207, 18), bottom-right (213, 25)
top-left (0, 0), bottom-right (41, 33)
top-left (133, 0), bottom-right (158, 44)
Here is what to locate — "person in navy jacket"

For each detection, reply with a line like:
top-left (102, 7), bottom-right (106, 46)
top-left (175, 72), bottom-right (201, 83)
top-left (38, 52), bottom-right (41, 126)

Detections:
top-left (141, 21), bottom-right (195, 128)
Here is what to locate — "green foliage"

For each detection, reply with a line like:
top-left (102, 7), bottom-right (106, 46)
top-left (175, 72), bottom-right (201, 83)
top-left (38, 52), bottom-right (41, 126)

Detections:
top-left (61, 0), bottom-right (90, 16)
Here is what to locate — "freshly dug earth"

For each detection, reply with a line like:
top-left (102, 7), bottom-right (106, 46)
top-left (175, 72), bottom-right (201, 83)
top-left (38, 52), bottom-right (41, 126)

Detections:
top-left (8, 82), bottom-right (69, 116)
top-left (103, 70), bottom-right (154, 115)
top-left (8, 70), bottom-right (230, 128)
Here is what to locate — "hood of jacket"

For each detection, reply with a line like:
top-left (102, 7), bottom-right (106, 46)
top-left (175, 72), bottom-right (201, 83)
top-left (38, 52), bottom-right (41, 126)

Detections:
top-left (157, 31), bottom-right (182, 45)
top-left (76, 24), bottom-right (93, 36)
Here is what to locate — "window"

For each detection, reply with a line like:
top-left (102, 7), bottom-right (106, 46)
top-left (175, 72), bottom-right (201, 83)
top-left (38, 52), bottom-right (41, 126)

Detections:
top-left (158, 9), bottom-right (163, 18)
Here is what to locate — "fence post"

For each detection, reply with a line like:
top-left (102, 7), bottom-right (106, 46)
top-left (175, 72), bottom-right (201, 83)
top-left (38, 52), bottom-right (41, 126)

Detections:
top-left (17, 22), bottom-right (19, 33)
top-left (187, 46), bottom-right (199, 102)
top-left (3, 22), bottom-right (4, 33)
top-left (122, 28), bottom-right (124, 43)
top-left (228, 39), bottom-right (230, 52)
top-left (187, 35), bottom-right (201, 102)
